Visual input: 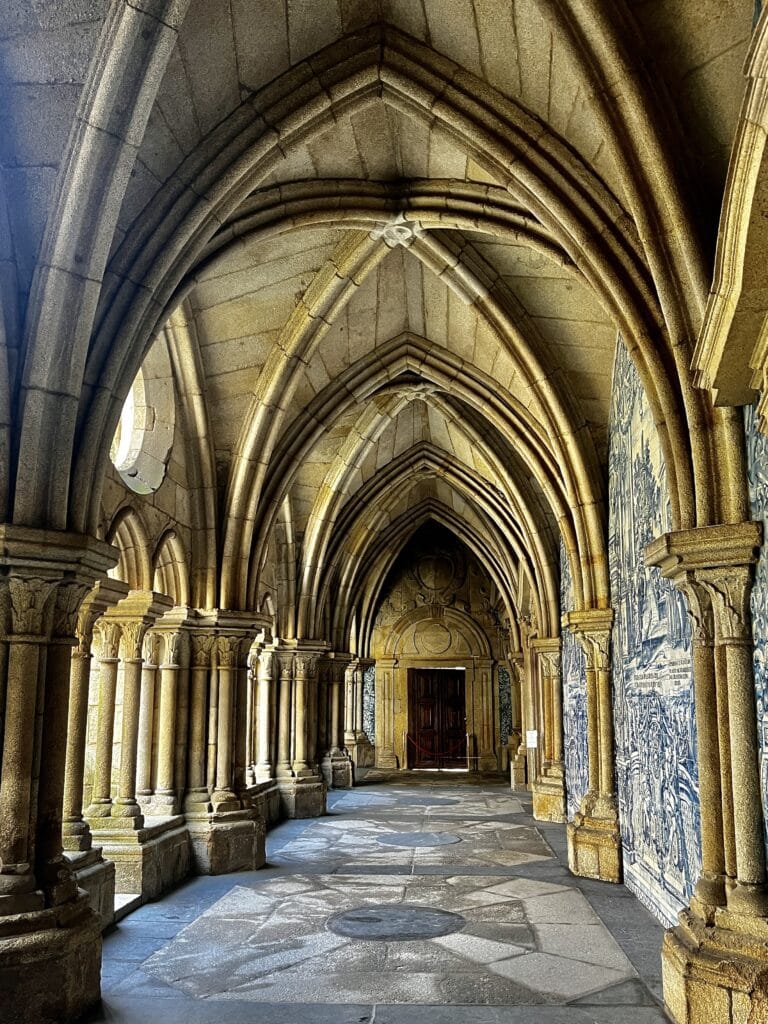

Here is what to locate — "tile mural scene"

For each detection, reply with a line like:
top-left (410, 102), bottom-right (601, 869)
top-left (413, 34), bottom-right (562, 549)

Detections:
top-left (745, 402), bottom-right (768, 853)
top-left (607, 340), bottom-right (700, 926)
top-left (362, 664), bottom-right (376, 745)
top-left (560, 539), bottom-right (588, 819)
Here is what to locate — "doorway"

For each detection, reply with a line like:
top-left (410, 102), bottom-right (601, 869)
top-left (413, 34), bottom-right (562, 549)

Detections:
top-left (407, 668), bottom-right (467, 768)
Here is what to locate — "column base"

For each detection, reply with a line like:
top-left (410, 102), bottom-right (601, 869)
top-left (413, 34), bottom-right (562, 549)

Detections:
top-left (375, 749), bottom-right (399, 770)
top-left (510, 750), bottom-right (528, 790)
top-left (62, 819), bottom-right (93, 853)
top-left (278, 777), bottom-right (327, 818)
top-left (567, 796), bottom-right (622, 883)
top-left (349, 733), bottom-right (375, 768)
top-left (663, 906), bottom-right (768, 1023)
top-left (64, 847), bottom-right (115, 930)
top-left (531, 773), bottom-right (566, 822)
top-left (93, 816), bottom-right (191, 899)
top-left (187, 808), bottom-right (266, 875)
top-left (0, 893), bottom-right (101, 1024)
top-left (320, 752), bottom-right (354, 789)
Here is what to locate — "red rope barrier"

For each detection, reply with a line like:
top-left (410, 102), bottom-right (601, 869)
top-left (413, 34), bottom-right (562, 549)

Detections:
top-left (404, 733), bottom-right (467, 758)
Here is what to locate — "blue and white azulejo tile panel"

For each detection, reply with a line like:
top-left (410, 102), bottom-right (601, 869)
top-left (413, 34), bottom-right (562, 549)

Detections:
top-left (608, 340), bottom-right (700, 927)
top-left (560, 537), bottom-right (588, 819)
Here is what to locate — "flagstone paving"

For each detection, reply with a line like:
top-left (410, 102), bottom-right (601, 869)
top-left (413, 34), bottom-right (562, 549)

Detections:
top-left (84, 778), bottom-right (670, 1022)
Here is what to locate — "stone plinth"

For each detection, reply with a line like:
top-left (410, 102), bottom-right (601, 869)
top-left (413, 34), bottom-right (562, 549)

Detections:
top-left (279, 777), bottom-right (326, 818)
top-left (187, 809), bottom-right (265, 875)
top-left (65, 846), bottom-right (115, 929)
top-left (94, 816), bottom-right (190, 899)
top-left (567, 800), bottom-right (622, 883)
top-left (663, 909), bottom-right (768, 1023)
top-left (321, 752), bottom-right (354, 789)
top-left (0, 895), bottom-right (101, 1024)
top-left (531, 772), bottom-right (566, 823)
top-left (510, 749), bottom-right (527, 790)
top-left (350, 734), bottom-right (375, 768)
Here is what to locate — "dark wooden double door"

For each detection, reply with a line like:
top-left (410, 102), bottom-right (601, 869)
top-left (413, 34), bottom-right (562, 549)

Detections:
top-left (407, 669), bottom-right (467, 768)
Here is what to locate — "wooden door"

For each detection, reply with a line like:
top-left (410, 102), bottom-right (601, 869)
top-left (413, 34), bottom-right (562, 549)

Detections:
top-left (407, 669), bottom-right (466, 768)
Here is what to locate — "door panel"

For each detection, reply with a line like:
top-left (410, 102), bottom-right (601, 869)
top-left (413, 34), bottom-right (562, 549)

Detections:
top-left (408, 669), bottom-right (466, 768)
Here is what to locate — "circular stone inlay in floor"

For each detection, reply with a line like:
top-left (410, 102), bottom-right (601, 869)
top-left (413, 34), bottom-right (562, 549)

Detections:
top-left (376, 831), bottom-right (461, 847)
top-left (327, 904), bottom-right (465, 941)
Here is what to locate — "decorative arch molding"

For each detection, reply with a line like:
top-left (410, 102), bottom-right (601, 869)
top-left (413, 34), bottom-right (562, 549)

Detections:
top-left (152, 529), bottom-right (190, 608)
top-left (105, 504), bottom-right (152, 591)
top-left (246, 332), bottom-right (580, 612)
top-left (14, 0), bottom-right (189, 529)
top-left (302, 443), bottom-right (554, 642)
top-left (162, 304), bottom-right (218, 608)
top-left (382, 604), bottom-right (493, 661)
top-left (694, 7), bottom-right (768, 415)
top-left (56, 23), bottom-right (707, 552)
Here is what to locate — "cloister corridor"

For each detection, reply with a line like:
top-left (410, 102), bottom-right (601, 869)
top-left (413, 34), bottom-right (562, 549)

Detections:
top-left (87, 773), bottom-right (667, 1024)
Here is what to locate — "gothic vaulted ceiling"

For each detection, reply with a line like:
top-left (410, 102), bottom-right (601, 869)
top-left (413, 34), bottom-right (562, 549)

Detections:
top-left (0, 0), bottom-right (755, 648)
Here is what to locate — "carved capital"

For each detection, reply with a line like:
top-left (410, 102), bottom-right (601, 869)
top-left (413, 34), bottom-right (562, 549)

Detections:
top-left (51, 582), bottom-right (90, 641)
top-left (257, 649), bottom-right (274, 683)
top-left (161, 630), bottom-right (187, 667)
top-left (675, 575), bottom-right (715, 647)
top-left (217, 634), bottom-right (241, 668)
top-left (699, 566), bottom-right (753, 646)
top-left (5, 576), bottom-right (57, 637)
top-left (96, 619), bottom-right (122, 660)
top-left (190, 632), bottom-right (215, 668)
top-left (575, 628), bottom-right (611, 672)
top-left (294, 653), bottom-right (317, 680)
top-left (276, 652), bottom-right (293, 679)
top-left (120, 619), bottom-right (148, 661)
top-left (143, 630), bottom-right (161, 666)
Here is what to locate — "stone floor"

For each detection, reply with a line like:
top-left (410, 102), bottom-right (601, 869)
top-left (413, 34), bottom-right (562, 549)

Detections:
top-left (83, 775), bottom-right (670, 1022)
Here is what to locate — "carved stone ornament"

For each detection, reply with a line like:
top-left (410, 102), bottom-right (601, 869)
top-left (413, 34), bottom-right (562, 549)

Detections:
top-left (217, 634), bottom-right (241, 667)
top-left (162, 629), bottom-right (186, 667)
top-left (257, 649), bottom-right (274, 682)
top-left (276, 652), bottom-right (294, 679)
top-left (51, 582), bottom-right (90, 640)
top-left (190, 632), bottom-right (215, 668)
top-left (676, 577), bottom-right (715, 647)
top-left (576, 628), bottom-right (611, 672)
top-left (120, 619), bottom-right (148, 661)
top-left (7, 576), bottom-right (57, 637)
top-left (699, 566), bottom-right (753, 646)
top-left (294, 653), bottom-right (317, 679)
top-left (369, 213), bottom-right (422, 249)
top-left (96, 619), bottom-right (122, 660)
top-left (143, 630), bottom-right (161, 665)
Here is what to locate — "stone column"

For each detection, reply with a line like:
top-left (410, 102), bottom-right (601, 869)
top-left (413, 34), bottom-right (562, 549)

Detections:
top-left (374, 659), bottom-right (398, 769)
top-left (233, 642), bottom-right (253, 796)
top-left (562, 609), bottom-right (621, 883)
top-left (276, 653), bottom-right (294, 778)
top-left (292, 653), bottom-right (313, 777)
top-left (675, 576), bottom-right (726, 911)
top-left (508, 656), bottom-right (527, 789)
top-left (700, 566), bottom-right (768, 917)
top-left (85, 620), bottom-right (122, 822)
top-left (646, 521), bottom-right (768, 1024)
top-left (320, 654), bottom-right (354, 788)
top-left (153, 629), bottom-right (185, 814)
top-left (111, 619), bottom-right (148, 825)
top-left (255, 648), bottom-right (275, 782)
top-left (184, 632), bottom-right (214, 813)
top-left (344, 657), bottom-right (357, 745)
top-left (136, 632), bottom-right (159, 809)
top-left (0, 528), bottom-right (116, 1023)
top-left (212, 635), bottom-right (241, 810)
top-left (36, 583), bottom-right (89, 902)
top-left (63, 579), bottom-right (129, 851)
top-left (531, 640), bottom-right (566, 823)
